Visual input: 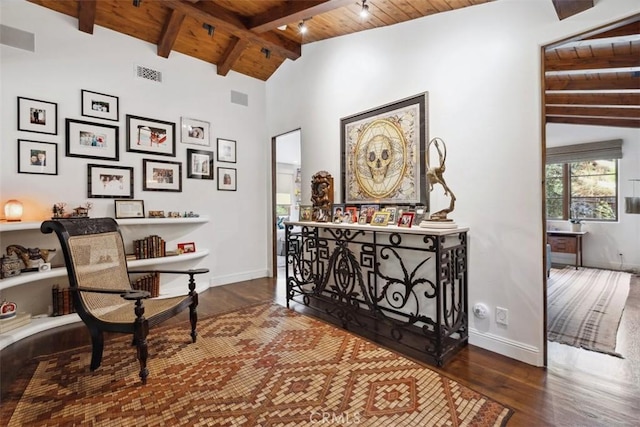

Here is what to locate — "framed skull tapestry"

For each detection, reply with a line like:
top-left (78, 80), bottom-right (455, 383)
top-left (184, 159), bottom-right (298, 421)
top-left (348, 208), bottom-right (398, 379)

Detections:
top-left (340, 93), bottom-right (428, 206)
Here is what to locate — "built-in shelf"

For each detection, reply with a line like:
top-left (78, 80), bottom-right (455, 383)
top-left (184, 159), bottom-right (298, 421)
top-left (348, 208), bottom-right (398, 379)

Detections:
top-left (0, 216), bottom-right (209, 232)
top-left (0, 313), bottom-right (80, 350)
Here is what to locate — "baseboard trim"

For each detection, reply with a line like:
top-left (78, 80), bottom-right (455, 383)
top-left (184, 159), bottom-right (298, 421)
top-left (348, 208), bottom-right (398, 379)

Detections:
top-left (210, 269), bottom-right (269, 287)
top-left (469, 328), bottom-right (543, 366)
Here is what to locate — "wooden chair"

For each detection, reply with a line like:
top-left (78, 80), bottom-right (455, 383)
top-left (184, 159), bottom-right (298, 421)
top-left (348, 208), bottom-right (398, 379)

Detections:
top-left (41, 218), bottom-right (209, 384)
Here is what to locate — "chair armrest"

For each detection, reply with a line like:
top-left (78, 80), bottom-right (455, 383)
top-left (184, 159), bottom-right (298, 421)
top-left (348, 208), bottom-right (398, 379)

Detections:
top-left (76, 287), bottom-right (151, 299)
top-left (127, 268), bottom-right (209, 275)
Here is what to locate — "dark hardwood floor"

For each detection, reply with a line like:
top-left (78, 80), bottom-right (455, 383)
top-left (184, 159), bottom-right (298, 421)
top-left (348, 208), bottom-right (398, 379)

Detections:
top-left (1, 275), bottom-right (638, 426)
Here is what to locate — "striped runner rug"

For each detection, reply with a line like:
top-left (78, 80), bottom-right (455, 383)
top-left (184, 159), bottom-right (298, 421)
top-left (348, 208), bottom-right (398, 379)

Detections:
top-left (1, 303), bottom-right (513, 426)
top-left (548, 267), bottom-right (631, 357)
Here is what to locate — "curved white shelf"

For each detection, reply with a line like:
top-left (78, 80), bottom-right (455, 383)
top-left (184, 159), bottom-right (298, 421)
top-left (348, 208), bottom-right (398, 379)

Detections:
top-left (0, 216), bottom-right (209, 232)
top-left (0, 250), bottom-right (210, 291)
top-left (0, 313), bottom-right (80, 351)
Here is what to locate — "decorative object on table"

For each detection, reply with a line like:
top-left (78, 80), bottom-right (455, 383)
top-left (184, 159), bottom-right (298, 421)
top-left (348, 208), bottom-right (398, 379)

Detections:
top-left (341, 92), bottom-right (428, 206)
top-left (358, 213), bottom-right (367, 225)
top-left (569, 218), bottom-right (583, 232)
top-left (17, 96), bottom-right (58, 135)
top-left (398, 211), bottom-right (415, 228)
top-left (420, 137), bottom-right (457, 229)
top-left (65, 118), bottom-right (119, 161)
top-left (184, 211), bottom-right (200, 218)
top-left (216, 138), bottom-right (236, 163)
top-left (5, 245), bottom-right (57, 272)
top-left (312, 206), bottom-right (331, 222)
top-left (0, 300), bottom-right (17, 320)
top-left (1, 254), bottom-right (22, 279)
top-left (148, 210), bottom-right (166, 218)
top-left (114, 199), bottom-right (145, 219)
top-left (310, 170), bottom-right (333, 212)
top-left (181, 117), bottom-right (210, 146)
top-left (370, 210), bottom-right (391, 226)
top-left (186, 148), bottom-right (214, 180)
top-left (126, 114), bottom-right (176, 157)
top-left (299, 205), bottom-right (313, 221)
top-left (177, 242), bottom-right (196, 253)
top-left (18, 139), bottom-right (58, 175)
top-left (52, 202), bottom-right (67, 219)
top-left (4, 199), bottom-right (23, 222)
top-left (143, 159), bottom-right (182, 192)
top-left (70, 203), bottom-right (92, 218)
top-left (87, 164), bottom-right (134, 198)
top-left (217, 167), bottom-right (237, 191)
top-left (81, 89), bottom-right (119, 122)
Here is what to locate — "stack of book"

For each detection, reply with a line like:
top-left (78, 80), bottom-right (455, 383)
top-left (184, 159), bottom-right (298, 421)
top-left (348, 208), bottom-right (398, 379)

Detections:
top-left (132, 272), bottom-right (160, 298)
top-left (0, 312), bottom-right (31, 333)
top-left (51, 285), bottom-right (76, 316)
top-left (132, 235), bottom-right (166, 259)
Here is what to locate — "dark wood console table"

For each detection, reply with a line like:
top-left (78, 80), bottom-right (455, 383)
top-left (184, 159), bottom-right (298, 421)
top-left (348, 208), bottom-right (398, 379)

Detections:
top-left (547, 230), bottom-right (587, 270)
top-left (284, 221), bottom-right (468, 367)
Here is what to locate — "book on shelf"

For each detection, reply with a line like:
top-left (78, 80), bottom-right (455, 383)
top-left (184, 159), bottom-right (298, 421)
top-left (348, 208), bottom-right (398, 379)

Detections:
top-left (0, 312), bottom-right (31, 333)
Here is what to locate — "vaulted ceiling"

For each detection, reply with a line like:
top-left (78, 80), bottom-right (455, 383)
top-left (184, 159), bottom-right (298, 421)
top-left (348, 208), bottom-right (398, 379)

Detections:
top-left (26, 1), bottom-right (638, 128)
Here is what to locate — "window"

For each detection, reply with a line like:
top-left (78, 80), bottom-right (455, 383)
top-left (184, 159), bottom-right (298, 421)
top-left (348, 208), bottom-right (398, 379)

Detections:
top-left (545, 159), bottom-right (618, 221)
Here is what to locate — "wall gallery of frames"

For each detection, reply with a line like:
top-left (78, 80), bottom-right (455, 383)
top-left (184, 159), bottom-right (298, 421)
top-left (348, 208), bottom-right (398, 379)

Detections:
top-left (16, 90), bottom-right (239, 215)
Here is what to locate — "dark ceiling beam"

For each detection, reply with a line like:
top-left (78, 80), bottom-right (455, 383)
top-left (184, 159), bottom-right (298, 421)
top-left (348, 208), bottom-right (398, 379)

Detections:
top-left (217, 36), bottom-right (249, 76)
top-left (546, 105), bottom-right (640, 119)
top-left (248, 0), bottom-right (354, 33)
top-left (546, 115), bottom-right (639, 128)
top-left (546, 92), bottom-right (640, 106)
top-left (163, 0), bottom-right (301, 60)
top-left (157, 9), bottom-right (186, 58)
top-left (77, 0), bottom-right (97, 34)
top-left (583, 20), bottom-right (640, 40)
top-left (551, 0), bottom-right (594, 21)
top-left (545, 51), bottom-right (640, 71)
top-left (545, 72), bottom-right (640, 91)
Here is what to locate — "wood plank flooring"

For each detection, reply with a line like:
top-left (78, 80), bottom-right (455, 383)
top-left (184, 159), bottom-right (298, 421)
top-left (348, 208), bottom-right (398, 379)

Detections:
top-left (1, 275), bottom-right (638, 426)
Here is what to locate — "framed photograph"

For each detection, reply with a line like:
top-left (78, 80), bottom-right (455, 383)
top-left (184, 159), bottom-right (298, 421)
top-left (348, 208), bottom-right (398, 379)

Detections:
top-left (143, 159), bottom-right (182, 192)
top-left (398, 212), bottom-right (415, 228)
top-left (345, 206), bottom-right (359, 223)
top-left (148, 210), bottom-right (165, 218)
top-left (332, 204), bottom-right (345, 223)
top-left (217, 138), bottom-right (236, 163)
top-left (181, 117), bottom-right (210, 146)
top-left (358, 213), bottom-right (367, 225)
top-left (17, 97), bottom-right (58, 135)
top-left (341, 93), bottom-right (428, 206)
top-left (177, 242), bottom-right (196, 253)
top-left (126, 115), bottom-right (176, 157)
top-left (217, 167), bottom-right (236, 191)
top-left (370, 211), bottom-right (391, 226)
top-left (66, 119), bottom-right (119, 161)
top-left (87, 164), bottom-right (134, 199)
top-left (187, 149), bottom-right (213, 180)
top-left (313, 206), bottom-right (331, 222)
top-left (382, 206), bottom-right (398, 224)
top-left (18, 139), bottom-right (58, 175)
top-left (81, 90), bottom-right (119, 121)
top-left (299, 205), bottom-right (313, 222)
top-left (114, 200), bottom-right (145, 219)
top-left (360, 204), bottom-right (380, 224)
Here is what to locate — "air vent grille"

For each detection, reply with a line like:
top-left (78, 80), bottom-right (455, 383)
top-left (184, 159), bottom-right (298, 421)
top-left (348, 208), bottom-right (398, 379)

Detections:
top-left (135, 65), bottom-right (162, 83)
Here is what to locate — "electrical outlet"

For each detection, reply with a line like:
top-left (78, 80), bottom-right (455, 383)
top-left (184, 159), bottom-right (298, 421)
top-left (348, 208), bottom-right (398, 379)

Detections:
top-left (496, 307), bottom-right (508, 326)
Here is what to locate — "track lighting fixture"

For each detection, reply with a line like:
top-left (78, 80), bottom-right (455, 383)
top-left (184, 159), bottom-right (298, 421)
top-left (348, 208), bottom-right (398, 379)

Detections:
top-left (298, 20), bottom-right (308, 34)
top-left (261, 47), bottom-right (271, 59)
top-left (359, 0), bottom-right (370, 19)
top-left (203, 23), bottom-right (215, 37)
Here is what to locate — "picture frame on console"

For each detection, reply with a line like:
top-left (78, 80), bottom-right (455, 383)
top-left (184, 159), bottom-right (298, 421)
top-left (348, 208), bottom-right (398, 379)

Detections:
top-left (81, 90), bottom-right (119, 122)
top-left (126, 115), bottom-right (176, 157)
top-left (341, 93), bottom-right (428, 207)
top-left (87, 164), bottom-right (134, 199)
top-left (17, 97), bottom-right (58, 135)
top-left (66, 119), bottom-right (119, 161)
top-left (143, 159), bottom-right (182, 192)
top-left (18, 139), bottom-right (58, 175)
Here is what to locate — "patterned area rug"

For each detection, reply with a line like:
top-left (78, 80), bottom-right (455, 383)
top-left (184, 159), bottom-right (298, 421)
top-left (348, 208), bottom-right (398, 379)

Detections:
top-left (1, 303), bottom-right (513, 426)
top-left (548, 267), bottom-right (631, 357)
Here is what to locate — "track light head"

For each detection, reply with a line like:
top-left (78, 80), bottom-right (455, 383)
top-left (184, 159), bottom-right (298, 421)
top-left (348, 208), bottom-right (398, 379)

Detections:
top-left (203, 23), bottom-right (215, 37)
top-left (359, 0), bottom-right (370, 19)
top-left (298, 20), bottom-right (308, 34)
top-left (261, 47), bottom-right (271, 59)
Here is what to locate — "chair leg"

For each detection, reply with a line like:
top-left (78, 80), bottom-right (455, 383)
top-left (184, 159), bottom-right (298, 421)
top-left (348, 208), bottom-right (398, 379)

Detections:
top-left (189, 292), bottom-right (199, 343)
top-left (133, 299), bottom-right (149, 384)
top-left (89, 327), bottom-right (104, 371)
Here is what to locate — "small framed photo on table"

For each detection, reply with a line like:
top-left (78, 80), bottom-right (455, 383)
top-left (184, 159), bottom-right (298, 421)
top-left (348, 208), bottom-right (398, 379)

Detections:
top-left (187, 149), bottom-right (213, 180)
top-left (299, 205), bottom-right (313, 221)
top-left (88, 164), bottom-right (134, 199)
top-left (398, 212), bottom-right (415, 228)
top-left (81, 90), bottom-right (119, 121)
top-left (114, 200), bottom-right (145, 219)
top-left (177, 242), bottom-right (196, 253)
top-left (17, 97), bottom-right (58, 135)
top-left (370, 211), bottom-right (391, 226)
top-left (18, 139), bottom-right (58, 175)
top-left (217, 138), bottom-right (236, 163)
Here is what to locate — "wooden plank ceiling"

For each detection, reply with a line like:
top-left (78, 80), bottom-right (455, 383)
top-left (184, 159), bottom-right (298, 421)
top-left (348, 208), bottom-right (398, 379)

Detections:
top-left (544, 14), bottom-right (640, 128)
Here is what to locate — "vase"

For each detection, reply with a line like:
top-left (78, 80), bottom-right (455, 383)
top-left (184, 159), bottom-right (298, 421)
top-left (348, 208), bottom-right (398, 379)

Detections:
top-left (571, 223), bottom-right (582, 232)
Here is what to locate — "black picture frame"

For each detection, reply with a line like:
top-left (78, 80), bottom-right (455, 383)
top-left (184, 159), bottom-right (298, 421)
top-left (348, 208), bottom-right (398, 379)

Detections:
top-left (143, 159), bottom-right (182, 192)
top-left (18, 139), bottom-right (58, 175)
top-left (114, 199), bottom-right (145, 219)
top-left (187, 149), bottom-right (214, 180)
top-left (81, 89), bottom-right (119, 122)
top-left (340, 93), bottom-right (428, 207)
top-left (17, 97), bottom-right (58, 135)
top-left (66, 118), bottom-right (119, 161)
top-left (87, 164), bottom-right (134, 199)
top-left (217, 167), bottom-right (237, 191)
top-left (216, 138), bottom-right (237, 163)
top-left (126, 115), bottom-right (176, 157)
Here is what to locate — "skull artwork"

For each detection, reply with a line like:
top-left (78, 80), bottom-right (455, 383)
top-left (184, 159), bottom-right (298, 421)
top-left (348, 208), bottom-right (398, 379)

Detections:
top-left (366, 134), bottom-right (393, 183)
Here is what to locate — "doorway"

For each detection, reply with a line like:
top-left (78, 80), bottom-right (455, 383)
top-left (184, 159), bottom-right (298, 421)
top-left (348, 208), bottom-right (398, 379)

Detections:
top-left (271, 129), bottom-right (301, 278)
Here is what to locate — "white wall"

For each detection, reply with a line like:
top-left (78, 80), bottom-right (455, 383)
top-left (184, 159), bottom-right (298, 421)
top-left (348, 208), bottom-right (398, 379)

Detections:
top-left (266, 0), bottom-right (640, 365)
top-left (1, 0), bottom-right (271, 315)
top-left (547, 124), bottom-right (640, 271)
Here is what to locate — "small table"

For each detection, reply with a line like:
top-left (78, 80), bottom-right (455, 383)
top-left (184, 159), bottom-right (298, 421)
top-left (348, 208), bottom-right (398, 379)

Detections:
top-left (547, 230), bottom-right (587, 270)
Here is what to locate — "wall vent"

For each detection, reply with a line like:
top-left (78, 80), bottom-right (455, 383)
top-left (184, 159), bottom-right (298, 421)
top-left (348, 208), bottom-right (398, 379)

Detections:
top-left (230, 90), bottom-right (249, 106)
top-left (135, 65), bottom-right (162, 83)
